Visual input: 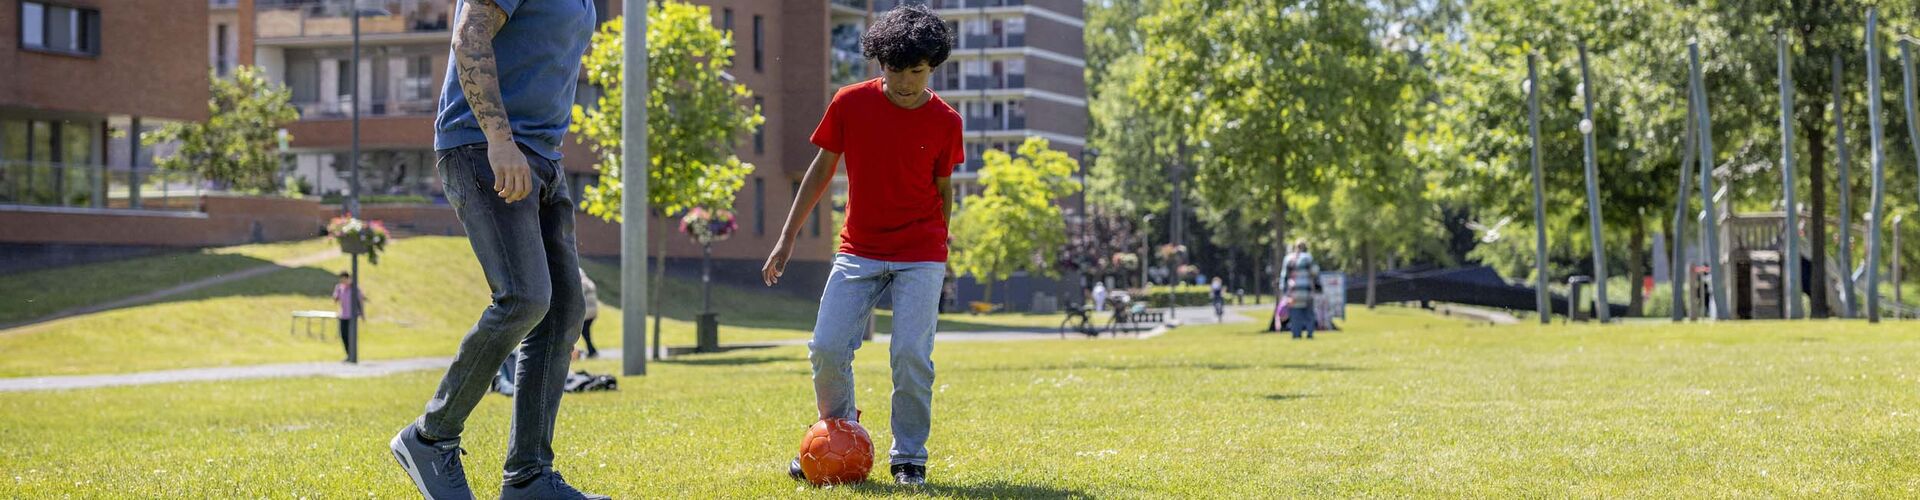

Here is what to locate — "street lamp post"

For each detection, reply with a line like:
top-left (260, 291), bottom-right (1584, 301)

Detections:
top-left (347, 0), bottom-right (362, 364)
top-left (1141, 214), bottom-right (1154, 303)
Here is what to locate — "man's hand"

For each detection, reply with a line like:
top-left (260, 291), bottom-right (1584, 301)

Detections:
top-left (763, 237), bottom-right (794, 286)
top-left (488, 140), bottom-right (532, 203)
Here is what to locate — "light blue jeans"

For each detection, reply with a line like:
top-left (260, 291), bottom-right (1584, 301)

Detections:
top-left (809, 253), bottom-right (945, 466)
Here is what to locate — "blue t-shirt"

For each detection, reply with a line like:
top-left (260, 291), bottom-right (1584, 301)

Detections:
top-left (433, 0), bottom-right (596, 160)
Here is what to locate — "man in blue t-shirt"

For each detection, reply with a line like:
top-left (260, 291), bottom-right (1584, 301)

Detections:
top-left (387, 1), bottom-right (604, 498)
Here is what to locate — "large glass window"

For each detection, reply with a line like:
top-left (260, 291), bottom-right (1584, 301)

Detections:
top-left (21, 2), bottom-right (99, 56)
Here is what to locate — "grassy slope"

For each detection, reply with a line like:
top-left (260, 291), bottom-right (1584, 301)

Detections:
top-left (0, 238), bottom-right (337, 325)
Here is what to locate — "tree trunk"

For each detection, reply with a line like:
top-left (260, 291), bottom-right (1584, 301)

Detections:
top-left (1272, 190), bottom-right (1288, 294)
top-left (1805, 95), bottom-right (1831, 318)
top-left (1628, 223), bottom-right (1647, 317)
top-left (981, 279), bottom-right (994, 308)
top-left (1364, 239), bottom-right (1377, 308)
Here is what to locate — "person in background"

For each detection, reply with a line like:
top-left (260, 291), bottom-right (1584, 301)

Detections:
top-left (1210, 277), bottom-right (1226, 322)
top-left (1092, 281), bottom-right (1109, 313)
top-left (332, 271), bottom-right (366, 363)
top-left (1282, 239), bottom-right (1324, 339)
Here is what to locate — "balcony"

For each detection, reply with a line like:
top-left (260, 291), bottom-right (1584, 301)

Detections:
top-left (257, 0), bottom-right (450, 40)
top-left (293, 97), bottom-right (438, 120)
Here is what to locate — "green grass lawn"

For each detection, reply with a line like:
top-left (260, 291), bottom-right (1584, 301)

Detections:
top-left (4, 307), bottom-right (1919, 497)
top-left (0, 235), bottom-right (1150, 376)
top-left (0, 238), bottom-right (337, 326)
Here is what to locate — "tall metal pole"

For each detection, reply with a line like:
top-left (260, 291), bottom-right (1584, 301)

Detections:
top-left (1835, 53), bottom-right (1857, 318)
top-left (1691, 42), bottom-right (1731, 320)
top-left (1672, 82), bottom-right (1697, 322)
top-left (1576, 43), bottom-right (1610, 322)
top-left (348, 0), bottom-right (362, 364)
top-left (1525, 54), bottom-right (1551, 324)
top-left (1896, 214), bottom-right (1905, 318)
top-left (1779, 34), bottom-right (1803, 319)
top-left (1899, 39), bottom-right (1920, 317)
top-left (1142, 214), bottom-right (1153, 297)
top-left (1865, 8), bottom-right (1889, 323)
top-left (621, 2), bottom-right (651, 375)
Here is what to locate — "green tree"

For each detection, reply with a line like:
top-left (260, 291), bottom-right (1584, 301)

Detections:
top-left (570, 1), bottom-right (762, 220)
top-left (569, 1), bottom-right (762, 356)
top-left (950, 137), bottom-right (1084, 306)
top-left (1096, 0), bottom-right (1422, 284)
top-left (145, 67), bottom-right (299, 193)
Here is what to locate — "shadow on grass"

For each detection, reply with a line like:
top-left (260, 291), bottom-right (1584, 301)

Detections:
top-left (658, 355), bottom-right (801, 367)
top-left (579, 260), bottom-right (819, 332)
top-left (1276, 363), bottom-right (1365, 372)
top-left (1264, 393), bottom-right (1315, 401)
top-left (954, 362), bottom-right (1366, 373)
top-left (834, 480), bottom-right (1091, 499)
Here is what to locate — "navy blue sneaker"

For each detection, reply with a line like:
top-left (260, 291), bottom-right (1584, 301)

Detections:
top-left (500, 471), bottom-right (610, 500)
top-left (389, 423), bottom-right (475, 500)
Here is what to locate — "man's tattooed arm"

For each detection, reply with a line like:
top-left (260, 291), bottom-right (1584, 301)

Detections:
top-left (450, 0), bottom-right (533, 202)
top-left (452, 0), bottom-right (511, 145)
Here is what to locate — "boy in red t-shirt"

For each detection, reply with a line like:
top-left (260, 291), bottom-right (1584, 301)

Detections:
top-left (761, 5), bottom-right (961, 487)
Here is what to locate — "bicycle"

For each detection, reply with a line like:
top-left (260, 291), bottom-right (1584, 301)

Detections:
top-left (1059, 304), bottom-right (1098, 338)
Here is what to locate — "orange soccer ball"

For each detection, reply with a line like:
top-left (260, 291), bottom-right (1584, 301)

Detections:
top-left (796, 418), bottom-right (874, 485)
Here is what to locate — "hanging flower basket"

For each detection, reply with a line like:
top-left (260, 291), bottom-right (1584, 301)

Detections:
top-left (679, 207), bottom-right (738, 245)
top-left (328, 216), bottom-right (392, 264)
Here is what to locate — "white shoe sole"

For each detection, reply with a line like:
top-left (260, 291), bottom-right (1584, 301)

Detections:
top-left (390, 431), bottom-right (439, 500)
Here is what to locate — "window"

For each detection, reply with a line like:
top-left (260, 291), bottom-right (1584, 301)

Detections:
top-left (753, 15), bottom-right (765, 73)
top-left (21, 2), bottom-right (100, 56)
top-left (1006, 17), bottom-right (1025, 46)
top-left (215, 24), bottom-right (230, 76)
top-left (755, 177), bottom-right (766, 236)
top-left (1006, 58), bottom-right (1026, 88)
top-left (753, 97), bottom-right (766, 155)
top-left (722, 8), bottom-right (734, 33)
top-left (337, 59), bottom-right (353, 101)
top-left (288, 58), bottom-right (319, 103)
top-left (410, 56), bottom-right (434, 101)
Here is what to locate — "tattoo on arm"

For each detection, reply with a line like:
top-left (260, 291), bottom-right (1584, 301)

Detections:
top-left (452, 0), bottom-right (511, 144)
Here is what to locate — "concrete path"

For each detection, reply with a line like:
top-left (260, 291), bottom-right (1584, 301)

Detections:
top-left (0, 248), bottom-right (343, 335)
top-left (0, 321), bottom-right (1182, 393)
top-left (0, 356), bottom-right (449, 393)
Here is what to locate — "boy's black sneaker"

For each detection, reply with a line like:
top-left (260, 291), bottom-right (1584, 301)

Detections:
top-left (499, 471), bottom-right (609, 500)
top-left (891, 463), bottom-right (926, 486)
top-left (788, 457), bottom-right (806, 482)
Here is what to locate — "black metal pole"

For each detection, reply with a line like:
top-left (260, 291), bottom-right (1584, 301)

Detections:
top-left (347, 0), bottom-right (362, 364)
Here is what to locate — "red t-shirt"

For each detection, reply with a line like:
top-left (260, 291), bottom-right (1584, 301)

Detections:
top-left (810, 78), bottom-right (965, 262)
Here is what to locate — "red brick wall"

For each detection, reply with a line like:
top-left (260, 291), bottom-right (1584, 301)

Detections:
top-left (0, 195), bottom-right (323, 248)
top-left (0, 0), bottom-right (210, 122)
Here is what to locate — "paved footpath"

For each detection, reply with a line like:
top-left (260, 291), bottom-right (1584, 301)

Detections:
top-left (0, 312), bottom-right (1247, 392)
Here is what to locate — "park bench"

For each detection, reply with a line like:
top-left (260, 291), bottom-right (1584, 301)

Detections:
top-left (290, 310), bottom-right (337, 339)
top-left (1112, 310), bottom-right (1164, 336)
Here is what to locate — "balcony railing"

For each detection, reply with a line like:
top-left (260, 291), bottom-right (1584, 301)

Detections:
top-left (876, 0), bottom-right (1025, 10)
top-left (257, 0), bottom-right (451, 39)
top-left (0, 161), bottom-right (203, 211)
top-left (293, 98), bottom-right (438, 119)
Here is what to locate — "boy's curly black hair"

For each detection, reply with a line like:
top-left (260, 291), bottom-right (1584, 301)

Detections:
top-left (861, 4), bottom-right (952, 71)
